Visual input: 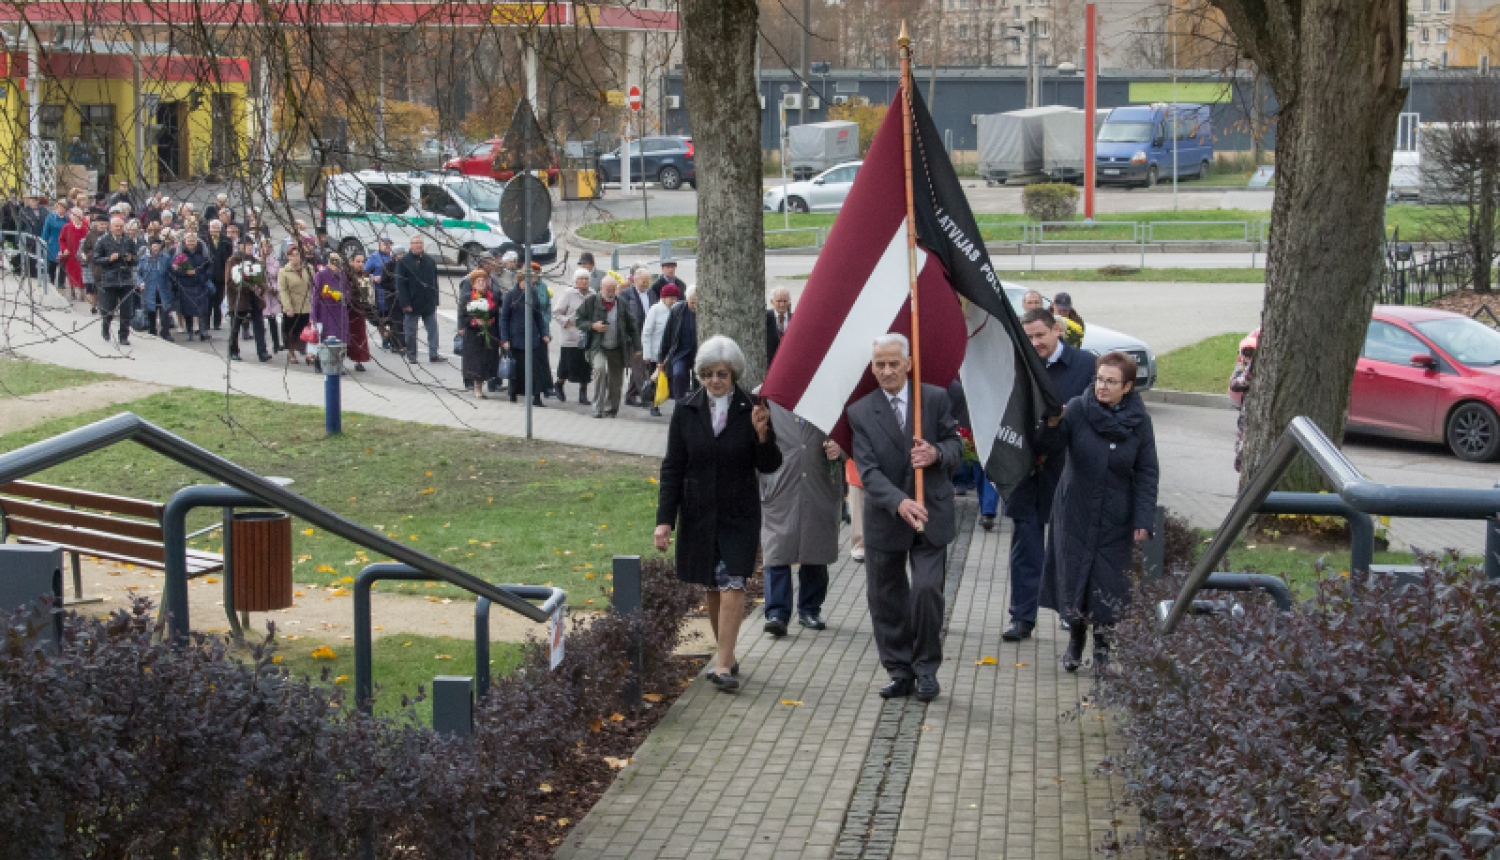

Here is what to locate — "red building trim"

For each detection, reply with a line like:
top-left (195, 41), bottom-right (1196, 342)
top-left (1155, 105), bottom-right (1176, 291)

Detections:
top-left (4, 52), bottom-right (250, 84)
top-left (0, 2), bottom-right (677, 30)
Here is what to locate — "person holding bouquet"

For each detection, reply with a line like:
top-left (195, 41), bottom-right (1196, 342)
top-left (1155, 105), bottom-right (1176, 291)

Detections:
top-left (345, 252), bottom-right (375, 372)
top-left (459, 268), bottom-right (500, 399)
top-left (226, 236), bottom-right (271, 362)
top-left (170, 231), bottom-right (214, 340)
top-left (311, 252), bottom-right (351, 372)
top-left (277, 244), bottom-right (314, 366)
top-left (256, 237), bottom-right (283, 353)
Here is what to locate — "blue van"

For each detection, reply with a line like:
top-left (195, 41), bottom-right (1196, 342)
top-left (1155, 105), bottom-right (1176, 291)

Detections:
top-left (1095, 104), bottom-right (1214, 187)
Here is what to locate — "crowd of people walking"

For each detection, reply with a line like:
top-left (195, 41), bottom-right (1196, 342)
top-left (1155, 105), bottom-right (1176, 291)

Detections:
top-left (653, 308), bottom-right (1158, 700)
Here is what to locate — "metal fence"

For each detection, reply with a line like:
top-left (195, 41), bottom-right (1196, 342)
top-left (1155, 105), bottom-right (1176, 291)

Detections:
top-left (603, 218), bottom-right (1272, 270)
top-left (1379, 244), bottom-right (1471, 306)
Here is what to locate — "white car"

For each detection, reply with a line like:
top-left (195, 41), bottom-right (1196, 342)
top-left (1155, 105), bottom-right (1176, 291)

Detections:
top-left (763, 161), bottom-right (863, 214)
top-left (1003, 285), bottom-right (1158, 390)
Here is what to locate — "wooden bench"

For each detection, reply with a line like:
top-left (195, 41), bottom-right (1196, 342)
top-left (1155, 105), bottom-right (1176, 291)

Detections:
top-left (0, 481), bottom-right (224, 601)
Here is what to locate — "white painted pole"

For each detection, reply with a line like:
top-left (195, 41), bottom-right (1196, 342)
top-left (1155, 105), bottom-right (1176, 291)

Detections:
top-left (27, 28), bottom-right (43, 197)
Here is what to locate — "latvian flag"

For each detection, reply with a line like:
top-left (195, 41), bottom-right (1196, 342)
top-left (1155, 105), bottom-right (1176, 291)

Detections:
top-left (761, 83), bottom-right (1059, 501)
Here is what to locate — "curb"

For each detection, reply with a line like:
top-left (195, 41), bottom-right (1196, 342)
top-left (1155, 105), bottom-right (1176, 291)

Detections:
top-left (1141, 388), bottom-right (1236, 411)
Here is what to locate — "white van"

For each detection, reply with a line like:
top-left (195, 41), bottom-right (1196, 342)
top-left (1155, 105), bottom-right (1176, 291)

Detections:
top-left (323, 170), bottom-right (557, 267)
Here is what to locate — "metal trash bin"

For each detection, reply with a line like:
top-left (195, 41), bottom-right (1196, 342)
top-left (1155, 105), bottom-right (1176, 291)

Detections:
top-left (230, 511), bottom-right (293, 612)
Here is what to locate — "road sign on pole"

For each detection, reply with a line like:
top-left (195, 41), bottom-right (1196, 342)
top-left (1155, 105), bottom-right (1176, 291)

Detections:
top-left (627, 85), bottom-right (643, 112)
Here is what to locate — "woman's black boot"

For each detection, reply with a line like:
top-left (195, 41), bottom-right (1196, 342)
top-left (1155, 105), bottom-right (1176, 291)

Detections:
top-left (1063, 621), bottom-right (1087, 673)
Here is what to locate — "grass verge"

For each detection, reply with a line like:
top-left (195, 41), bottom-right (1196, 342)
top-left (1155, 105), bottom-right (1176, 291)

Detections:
top-left (992, 267), bottom-right (1265, 283)
top-left (582, 204), bottom-right (1458, 246)
top-left (1155, 332), bottom-right (1246, 393)
top-left (1, 356), bottom-right (115, 397)
top-left (267, 632), bottom-right (526, 720)
top-left (1215, 536), bottom-right (1483, 594)
top-left (0, 387), bottom-right (661, 600)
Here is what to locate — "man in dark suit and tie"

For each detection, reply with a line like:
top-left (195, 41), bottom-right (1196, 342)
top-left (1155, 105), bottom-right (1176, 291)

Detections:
top-left (1000, 308), bottom-right (1098, 642)
top-left (848, 333), bottom-right (964, 702)
top-left (765, 288), bottom-right (792, 367)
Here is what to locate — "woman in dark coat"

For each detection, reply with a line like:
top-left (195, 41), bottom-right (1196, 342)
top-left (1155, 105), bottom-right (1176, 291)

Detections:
top-left (654, 336), bottom-right (781, 692)
top-left (170, 231), bottom-right (215, 341)
top-left (458, 269), bottom-right (500, 398)
top-left (499, 271), bottom-right (552, 407)
top-left (1039, 350), bottom-right (1159, 672)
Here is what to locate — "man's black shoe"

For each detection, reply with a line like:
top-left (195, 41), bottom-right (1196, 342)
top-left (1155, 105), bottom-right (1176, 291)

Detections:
top-left (798, 614), bottom-right (826, 631)
top-left (980, 514), bottom-right (997, 531)
top-left (915, 674), bottom-right (940, 702)
top-left (229, 353), bottom-right (242, 361)
top-left (764, 617), bottom-right (788, 637)
top-left (879, 677), bottom-right (915, 699)
top-left (1001, 621), bottom-right (1034, 642)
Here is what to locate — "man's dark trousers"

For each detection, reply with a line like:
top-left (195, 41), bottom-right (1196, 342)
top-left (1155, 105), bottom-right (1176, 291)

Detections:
top-left (866, 539), bottom-right (946, 679)
top-left (763, 564), bottom-right (829, 622)
top-left (1008, 517), bottom-right (1045, 625)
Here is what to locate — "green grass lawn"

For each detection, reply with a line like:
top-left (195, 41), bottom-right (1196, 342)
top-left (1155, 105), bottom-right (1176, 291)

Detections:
top-left (1155, 332), bottom-right (1246, 393)
top-left (581, 204), bottom-right (1459, 247)
top-left (1, 357), bottom-right (115, 397)
top-left (993, 267), bottom-right (1265, 283)
top-left (0, 387), bottom-right (661, 602)
top-left (1211, 536), bottom-right (1482, 595)
top-left (267, 633), bottom-right (525, 720)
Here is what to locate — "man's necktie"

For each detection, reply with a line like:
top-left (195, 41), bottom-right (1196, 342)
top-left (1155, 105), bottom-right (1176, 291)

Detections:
top-left (891, 396), bottom-right (904, 430)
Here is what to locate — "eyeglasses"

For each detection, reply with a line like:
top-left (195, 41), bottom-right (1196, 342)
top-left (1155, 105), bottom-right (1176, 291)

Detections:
top-left (699, 369), bottom-right (733, 381)
top-left (1095, 377), bottom-right (1127, 389)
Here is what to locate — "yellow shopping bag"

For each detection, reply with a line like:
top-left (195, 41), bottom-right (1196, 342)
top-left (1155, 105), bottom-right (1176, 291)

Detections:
top-left (653, 368), bottom-right (671, 407)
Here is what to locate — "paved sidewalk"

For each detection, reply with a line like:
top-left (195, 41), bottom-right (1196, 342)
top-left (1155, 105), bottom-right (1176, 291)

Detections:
top-left (558, 510), bottom-right (1137, 860)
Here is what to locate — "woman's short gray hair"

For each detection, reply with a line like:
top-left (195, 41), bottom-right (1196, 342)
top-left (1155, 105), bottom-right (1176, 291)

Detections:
top-left (873, 332), bottom-right (911, 358)
top-left (694, 335), bottom-right (746, 381)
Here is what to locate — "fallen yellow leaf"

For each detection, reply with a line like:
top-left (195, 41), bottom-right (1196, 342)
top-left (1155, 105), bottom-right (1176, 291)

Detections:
top-left (205, 577), bottom-right (219, 584)
top-left (310, 646), bottom-right (337, 660)
top-left (556, 818), bottom-right (571, 826)
top-left (1015, 662), bottom-right (1029, 667)
top-left (643, 693), bottom-right (664, 703)
top-left (421, 488), bottom-right (435, 495)
top-left (539, 783), bottom-right (553, 793)
top-left (604, 756), bottom-right (630, 769)
top-left (975, 656), bottom-right (999, 665)
top-left (271, 655), bottom-right (284, 664)
top-left (303, 528), bottom-right (315, 536)
top-left (435, 654), bottom-right (453, 660)
top-left (333, 675), bottom-right (349, 685)
top-left (425, 471), bottom-right (433, 477)
top-left (402, 641), bottom-right (413, 647)
top-left (609, 713), bottom-right (625, 722)
top-left (780, 700), bottom-right (804, 706)
top-left (339, 576), bottom-right (354, 584)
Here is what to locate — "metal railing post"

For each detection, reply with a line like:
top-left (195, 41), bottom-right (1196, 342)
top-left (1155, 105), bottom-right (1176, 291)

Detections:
top-left (162, 485), bottom-right (272, 644)
top-left (1029, 222), bottom-right (1037, 271)
top-left (612, 555), bottom-right (644, 708)
top-left (1488, 482), bottom-right (1500, 581)
top-left (610, 248), bottom-right (619, 271)
top-left (475, 597), bottom-right (492, 702)
top-left (1141, 505), bottom-right (1166, 580)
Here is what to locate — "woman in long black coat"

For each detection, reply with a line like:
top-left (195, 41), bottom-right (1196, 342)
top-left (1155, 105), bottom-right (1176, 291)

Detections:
top-left (654, 335), bottom-right (781, 693)
top-left (458, 269), bottom-right (500, 398)
top-left (1040, 350), bottom-right (1159, 673)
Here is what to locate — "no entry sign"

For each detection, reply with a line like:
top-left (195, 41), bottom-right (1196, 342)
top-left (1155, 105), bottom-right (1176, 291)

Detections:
top-left (627, 85), bottom-right (642, 112)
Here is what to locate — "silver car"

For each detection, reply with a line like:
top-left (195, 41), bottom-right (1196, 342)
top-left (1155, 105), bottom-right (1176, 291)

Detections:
top-left (763, 161), bottom-right (863, 213)
top-left (1003, 284), bottom-right (1157, 390)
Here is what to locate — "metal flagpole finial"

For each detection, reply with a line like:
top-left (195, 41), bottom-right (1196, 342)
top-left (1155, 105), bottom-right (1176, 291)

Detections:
top-left (898, 20), bottom-right (911, 50)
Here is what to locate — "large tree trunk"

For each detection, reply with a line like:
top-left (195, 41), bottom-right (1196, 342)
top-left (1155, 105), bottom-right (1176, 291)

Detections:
top-left (680, 0), bottom-right (769, 384)
top-left (1221, 0), bottom-right (1408, 491)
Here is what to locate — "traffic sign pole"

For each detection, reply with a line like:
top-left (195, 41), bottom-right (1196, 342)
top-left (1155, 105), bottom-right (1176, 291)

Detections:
top-left (628, 85), bottom-right (648, 227)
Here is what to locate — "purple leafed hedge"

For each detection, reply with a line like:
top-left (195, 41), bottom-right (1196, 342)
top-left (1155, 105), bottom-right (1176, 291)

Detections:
top-left (0, 558), bottom-right (698, 859)
top-left (1103, 548), bottom-right (1500, 860)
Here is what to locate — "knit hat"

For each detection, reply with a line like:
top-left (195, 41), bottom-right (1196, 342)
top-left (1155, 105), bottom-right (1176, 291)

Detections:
top-left (659, 283), bottom-right (682, 299)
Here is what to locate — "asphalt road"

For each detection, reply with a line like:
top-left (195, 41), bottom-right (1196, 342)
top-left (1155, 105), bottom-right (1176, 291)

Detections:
top-left (1151, 401), bottom-right (1492, 554)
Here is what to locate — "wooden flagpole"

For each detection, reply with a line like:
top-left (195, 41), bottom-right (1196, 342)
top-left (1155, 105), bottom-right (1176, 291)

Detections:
top-left (898, 22), bottom-right (926, 511)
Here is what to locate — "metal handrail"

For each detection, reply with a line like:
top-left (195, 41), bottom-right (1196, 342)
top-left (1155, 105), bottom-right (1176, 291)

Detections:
top-left (352, 565), bottom-right (565, 714)
top-left (1161, 416), bottom-right (1500, 633)
top-left (0, 414), bottom-right (554, 641)
top-left (1146, 220), bottom-right (1251, 244)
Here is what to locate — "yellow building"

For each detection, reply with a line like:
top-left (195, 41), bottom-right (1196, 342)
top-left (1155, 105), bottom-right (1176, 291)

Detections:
top-left (0, 44), bottom-right (252, 195)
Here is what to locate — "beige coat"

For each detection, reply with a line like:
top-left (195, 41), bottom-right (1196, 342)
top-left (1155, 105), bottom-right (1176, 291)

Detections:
top-left (759, 403), bottom-right (844, 567)
top-left (550, 285), bottom-right (590, 348)
top-left (277, 264), bottom-right (313, 315)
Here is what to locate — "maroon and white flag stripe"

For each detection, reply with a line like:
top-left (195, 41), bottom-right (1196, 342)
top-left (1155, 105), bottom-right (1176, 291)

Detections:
top-left (762, 85), bottom-right (1058, 500)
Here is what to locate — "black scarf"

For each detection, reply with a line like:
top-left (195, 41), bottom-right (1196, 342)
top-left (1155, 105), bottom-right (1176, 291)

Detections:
top-left (1082, 388), bottom-right (1145, 442)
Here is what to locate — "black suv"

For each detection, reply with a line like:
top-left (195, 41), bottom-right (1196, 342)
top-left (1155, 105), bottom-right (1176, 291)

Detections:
top-left (596, 136), bottom-right (696, 190)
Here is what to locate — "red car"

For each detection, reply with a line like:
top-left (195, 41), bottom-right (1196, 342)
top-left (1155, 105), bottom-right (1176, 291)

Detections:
top-left (1230, 305), bottom-right (1500, 461)
top-left (444, 139), bottom-right (561, 182)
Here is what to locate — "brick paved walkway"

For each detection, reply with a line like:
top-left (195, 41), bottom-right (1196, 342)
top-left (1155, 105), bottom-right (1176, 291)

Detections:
top-left (557, 508), bottom-right (1138, 860)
